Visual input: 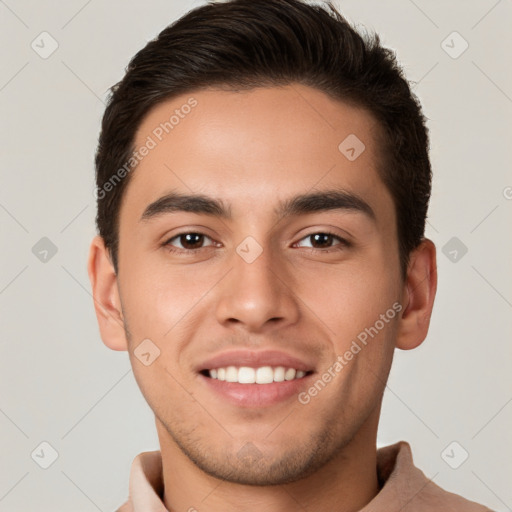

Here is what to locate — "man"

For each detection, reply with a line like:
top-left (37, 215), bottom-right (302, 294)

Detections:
top-left (87, 0), bottom-right (492, 510)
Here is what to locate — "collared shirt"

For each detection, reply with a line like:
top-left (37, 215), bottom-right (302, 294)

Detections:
top-left (115, 441), bottom-right (493, 511)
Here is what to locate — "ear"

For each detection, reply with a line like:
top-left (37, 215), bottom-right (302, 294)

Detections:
top-left (87, 235), bottom-right (128, 351)
top-left (396, 238), bottom-right (437, 350)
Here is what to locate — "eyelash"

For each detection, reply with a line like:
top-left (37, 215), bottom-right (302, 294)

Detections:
top-left (162, 231), bottom-right (350, 255)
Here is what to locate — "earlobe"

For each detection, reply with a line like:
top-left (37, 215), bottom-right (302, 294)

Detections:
top-left (396, 238), bottom-right (437, 351)
top-left (87, 235), bottom-right (128, 351)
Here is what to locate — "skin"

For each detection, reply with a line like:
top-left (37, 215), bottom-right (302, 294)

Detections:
top-left (88, 84), bottom-right (437, 512)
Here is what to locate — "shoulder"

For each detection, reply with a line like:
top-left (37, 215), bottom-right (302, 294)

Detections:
top-left (415, 479), bottom-right (495, 511)
top-left (114, 501), bottom-right (132, 512)
top-left (375, 441), bottom-right (494, 511)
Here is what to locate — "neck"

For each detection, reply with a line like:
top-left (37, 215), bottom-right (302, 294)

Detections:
top-left (156, 412), bottom-right (380, 512)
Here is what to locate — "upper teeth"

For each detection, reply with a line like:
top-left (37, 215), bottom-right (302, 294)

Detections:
top-left (209, 366), bottom-right (306, 384)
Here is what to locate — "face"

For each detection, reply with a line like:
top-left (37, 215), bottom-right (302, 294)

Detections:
top-left (114, 84), bottom-right (404, 484)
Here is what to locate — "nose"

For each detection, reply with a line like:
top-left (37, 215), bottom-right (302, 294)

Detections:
top-left (214, 244), bottom-right (300, 333)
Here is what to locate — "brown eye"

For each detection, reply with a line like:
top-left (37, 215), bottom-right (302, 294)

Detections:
top-left (310, 233), bottom-right (335, 248)
top-left (165, 232), bottom-right (215, 250)
top-left (295, 232), bottom-right (349, 251)
top-left (179, 233), bottom-right (204, 249)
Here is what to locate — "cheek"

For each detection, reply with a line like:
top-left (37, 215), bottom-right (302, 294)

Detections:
top-left (129, 355), bottom-right (203, 431)
top-left (294, 258), bottom-right (401, 402)
top-left (295, 260), bottom-right (400, 343)
top-left (120, 256), bottom-right (221, 336)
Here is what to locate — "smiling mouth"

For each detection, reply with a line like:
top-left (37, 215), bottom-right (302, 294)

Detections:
top-left (200, 366), bottom-right (313, 384)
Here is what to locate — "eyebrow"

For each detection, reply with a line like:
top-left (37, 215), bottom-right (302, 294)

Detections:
top-left (140, 192), bottom-right (230, 221)
top-left (139, 189), bottom-right (375, 222)
top-left (276, 190), bottom-right (375, 221)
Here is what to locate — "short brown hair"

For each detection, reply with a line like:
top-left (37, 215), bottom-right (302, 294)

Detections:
top-left (95, 0), bottom-right (432, 277)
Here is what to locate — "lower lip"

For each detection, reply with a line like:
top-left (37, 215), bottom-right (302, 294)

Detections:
top-left (199, 373), bottom-right (314, 408)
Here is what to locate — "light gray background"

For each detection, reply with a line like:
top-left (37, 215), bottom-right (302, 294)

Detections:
top-left (1, 0), bottom-right (511, 511)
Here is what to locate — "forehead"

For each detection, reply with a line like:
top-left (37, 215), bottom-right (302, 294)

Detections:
top-left (122, 84), bottom-right (392, 224)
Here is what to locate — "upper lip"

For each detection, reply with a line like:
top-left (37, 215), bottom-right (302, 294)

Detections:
top-left (196, 349), bottom-right (316, 373)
